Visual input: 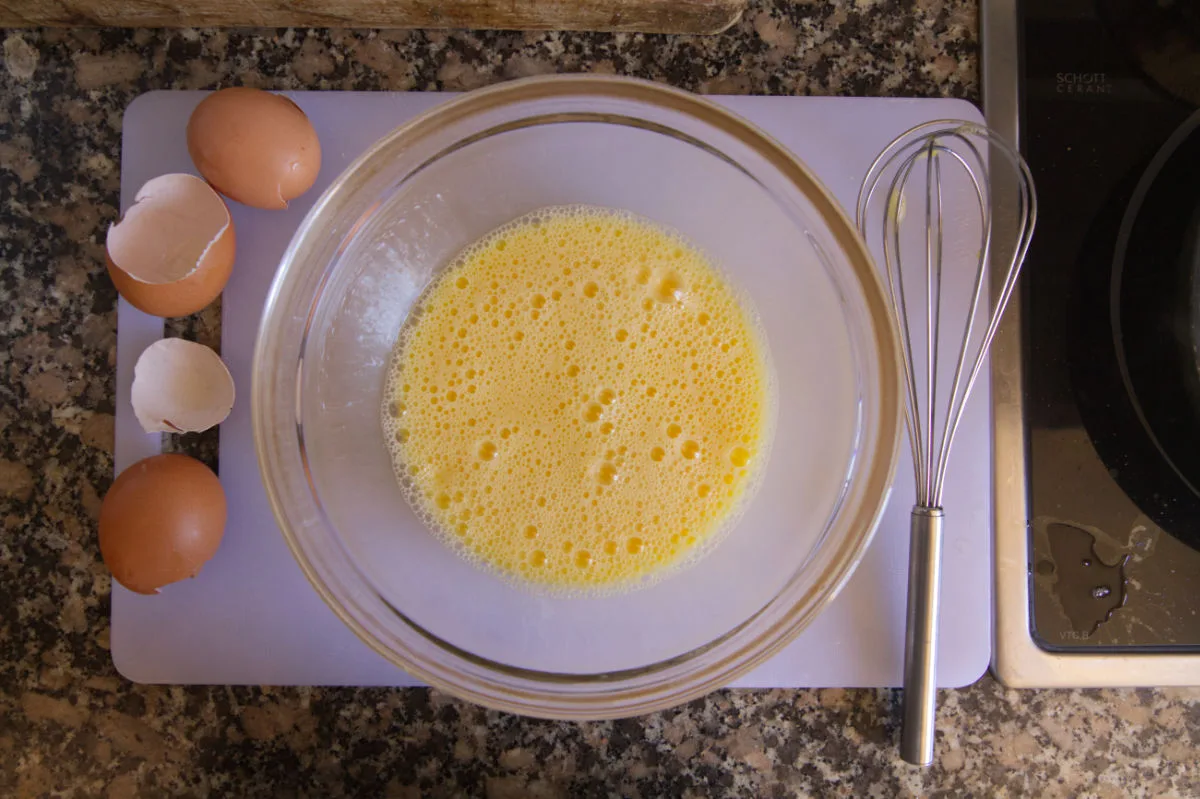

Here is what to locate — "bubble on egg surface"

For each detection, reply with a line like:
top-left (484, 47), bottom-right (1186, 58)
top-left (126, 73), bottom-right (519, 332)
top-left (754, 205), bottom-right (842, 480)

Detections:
top-left (382, 205), bottom-right (775, 594)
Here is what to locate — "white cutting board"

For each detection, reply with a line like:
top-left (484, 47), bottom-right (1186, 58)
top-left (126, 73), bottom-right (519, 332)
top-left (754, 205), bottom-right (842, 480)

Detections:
top-left (112, 91), bottom-right (989, 689)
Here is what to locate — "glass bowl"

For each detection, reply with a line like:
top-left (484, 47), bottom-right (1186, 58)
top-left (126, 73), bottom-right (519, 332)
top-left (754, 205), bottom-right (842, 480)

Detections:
top-left (253, 75), bottom-right (900, 719)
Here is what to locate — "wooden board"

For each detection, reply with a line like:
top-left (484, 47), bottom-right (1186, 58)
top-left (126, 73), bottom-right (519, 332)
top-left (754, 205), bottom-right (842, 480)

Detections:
top-left (0, 0), bottom-right (746, 33)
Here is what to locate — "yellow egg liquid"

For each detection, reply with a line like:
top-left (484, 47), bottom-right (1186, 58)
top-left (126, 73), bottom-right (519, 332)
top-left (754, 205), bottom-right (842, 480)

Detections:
top-left (382, 206), bottom-right (773, 592)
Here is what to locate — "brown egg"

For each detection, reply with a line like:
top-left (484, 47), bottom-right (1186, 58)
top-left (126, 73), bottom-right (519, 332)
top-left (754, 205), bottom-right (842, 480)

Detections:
top-left (99, 453), bottom-right (227, 595)
top-left (106, 173), bottom-right (236, 318)
top-left (187, 87), bottom-right (322, 209)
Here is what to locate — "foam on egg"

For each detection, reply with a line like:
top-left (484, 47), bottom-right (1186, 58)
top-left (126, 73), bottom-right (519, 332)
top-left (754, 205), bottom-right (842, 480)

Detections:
top-left (382, 206), bottom-right (774, 593)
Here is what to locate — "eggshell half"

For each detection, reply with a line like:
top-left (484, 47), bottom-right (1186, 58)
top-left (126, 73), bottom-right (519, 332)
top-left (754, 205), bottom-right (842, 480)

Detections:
top-left (132, 338), bottom-right (235, 434)
top-left (187, 87), bottom-right (322, 210)
top-left (106, 173), bottom-right (236, 317)
top-left (99, 453), bottom-right (226, 595)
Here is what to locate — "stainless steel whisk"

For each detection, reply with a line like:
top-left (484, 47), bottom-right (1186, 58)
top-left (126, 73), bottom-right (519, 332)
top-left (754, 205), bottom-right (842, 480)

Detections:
top-left (855, 121), bottom-right (1036, 766)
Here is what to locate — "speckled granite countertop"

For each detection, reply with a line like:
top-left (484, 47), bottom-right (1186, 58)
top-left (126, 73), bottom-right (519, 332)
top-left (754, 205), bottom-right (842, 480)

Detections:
top-left (2, 1), bottom-right (1199, 796)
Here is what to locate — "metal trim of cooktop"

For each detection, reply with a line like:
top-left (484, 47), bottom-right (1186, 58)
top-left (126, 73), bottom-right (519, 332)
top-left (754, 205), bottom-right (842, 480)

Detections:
top-left (987, 0), bottom-right (1200, 687)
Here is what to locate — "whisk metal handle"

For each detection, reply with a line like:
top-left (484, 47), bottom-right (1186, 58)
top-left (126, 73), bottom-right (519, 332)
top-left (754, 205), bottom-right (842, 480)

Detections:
top-left (901, 505), bottom-right (944, 766)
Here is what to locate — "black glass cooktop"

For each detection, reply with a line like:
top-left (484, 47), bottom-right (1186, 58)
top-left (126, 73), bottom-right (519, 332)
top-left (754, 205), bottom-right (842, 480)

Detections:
top-left (1022, 0), bottom-right (1200, 650)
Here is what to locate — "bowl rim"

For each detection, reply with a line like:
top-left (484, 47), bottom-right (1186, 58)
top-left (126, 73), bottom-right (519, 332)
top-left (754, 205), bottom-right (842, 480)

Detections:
top-left (252, 74), bottom-right (902, 718)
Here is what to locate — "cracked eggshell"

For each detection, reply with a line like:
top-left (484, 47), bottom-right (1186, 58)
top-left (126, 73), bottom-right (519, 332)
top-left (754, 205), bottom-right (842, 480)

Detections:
top-left (132, 338), bottom-right (235, 434)
top-left (186, 87), bottom-right (322, 210)
top-left (99, 453), bottom-right (226, 595)
top-left (106, 173), bottom-right (236, 318)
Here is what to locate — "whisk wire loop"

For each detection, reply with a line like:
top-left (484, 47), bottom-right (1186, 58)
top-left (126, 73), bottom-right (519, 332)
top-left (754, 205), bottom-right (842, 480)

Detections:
top-left (860, 123), bottom-right (1035, 508)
